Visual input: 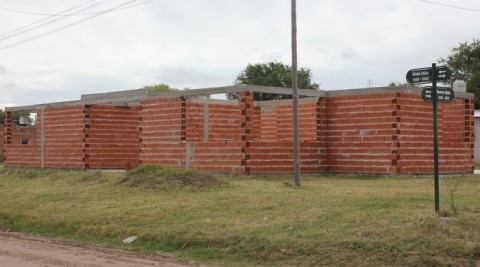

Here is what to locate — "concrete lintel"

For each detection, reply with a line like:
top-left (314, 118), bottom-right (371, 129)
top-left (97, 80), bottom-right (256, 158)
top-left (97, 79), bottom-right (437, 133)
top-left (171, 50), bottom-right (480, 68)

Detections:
top-left (146, 86), bottom-right (239, 99)
top-left (6, 85), bottom-right (472, 112)
top-left (240, 84), bottom-right (326, 97)
top-left (325, 86), bottom-right (474, 100)
top-left (325, 87), bottom-right (421, 98)
top-left (146, 84), bottom-right (325, 99)
top-left (454, 91), bottom-right (474, 100)
top-left (255, 97), bottom-right (318, 107)
top-left (81, 88), bottom-right (149, 102)
top-left (4, 105), bottom-right (37, 112)
top-left (189, 98), bottom-right (238, 105)
top-left (5, 100), bottom-right (82, 112)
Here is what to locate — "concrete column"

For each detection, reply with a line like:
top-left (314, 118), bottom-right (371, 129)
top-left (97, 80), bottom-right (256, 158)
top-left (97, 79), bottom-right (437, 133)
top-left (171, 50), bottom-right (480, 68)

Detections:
top-left (204, 104), bottom-right (209, 141)
top-left (186, 142), bottom-right (191, 170)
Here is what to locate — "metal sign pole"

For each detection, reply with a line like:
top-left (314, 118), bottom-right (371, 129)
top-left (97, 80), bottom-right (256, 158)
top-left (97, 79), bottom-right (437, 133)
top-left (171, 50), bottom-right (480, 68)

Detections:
top-left (432, 63), bottom-right (440, 213)
top-left (406, 64), bottom-right (452, 214)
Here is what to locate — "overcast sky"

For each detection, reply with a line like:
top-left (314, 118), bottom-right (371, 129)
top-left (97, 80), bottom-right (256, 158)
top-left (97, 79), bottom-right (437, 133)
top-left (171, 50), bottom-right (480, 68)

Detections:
top-left (0, 0), bottom-right (479, 108)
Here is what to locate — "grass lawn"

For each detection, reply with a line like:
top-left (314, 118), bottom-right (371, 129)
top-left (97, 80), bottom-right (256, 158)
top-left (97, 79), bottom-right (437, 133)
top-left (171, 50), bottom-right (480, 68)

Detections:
top-left (0, 166), bottom-right (479, 266)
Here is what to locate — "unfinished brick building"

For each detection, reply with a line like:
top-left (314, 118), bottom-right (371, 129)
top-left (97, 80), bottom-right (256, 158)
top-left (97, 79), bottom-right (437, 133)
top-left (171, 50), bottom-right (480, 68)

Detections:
top-left (3, 85), bottom-right (475, 174)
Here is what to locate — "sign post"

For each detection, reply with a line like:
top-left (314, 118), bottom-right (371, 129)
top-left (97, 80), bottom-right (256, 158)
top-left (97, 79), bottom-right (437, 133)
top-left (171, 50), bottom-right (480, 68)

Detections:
top-left (406, 64), bottom-right (453, 214)
top-left (432, 63), bottom-right (440, 214)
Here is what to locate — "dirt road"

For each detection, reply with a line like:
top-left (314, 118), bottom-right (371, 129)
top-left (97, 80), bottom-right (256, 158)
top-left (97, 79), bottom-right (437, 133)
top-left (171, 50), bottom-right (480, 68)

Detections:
top-left (0, 232), bottom-right (191, 267)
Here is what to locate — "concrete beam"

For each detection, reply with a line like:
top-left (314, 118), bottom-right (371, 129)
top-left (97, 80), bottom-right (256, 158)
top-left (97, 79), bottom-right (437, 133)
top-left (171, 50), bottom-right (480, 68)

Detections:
top-left (81, 88), bottom-right (148, 103)
top-left (255, 97), bottom-right (318, 108)
top-left (325, 86), bottom-right (474, 100)
top-left (5, 100), bottom-right (82, 112)
top-left (6, 84), bottom-right (471, 112)
top-left (146, 84), bottom-right (325, 99)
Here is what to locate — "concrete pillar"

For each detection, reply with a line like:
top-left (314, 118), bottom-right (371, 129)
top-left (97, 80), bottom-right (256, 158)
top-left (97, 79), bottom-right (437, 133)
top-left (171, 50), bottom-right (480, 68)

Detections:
top-left (204, 104), bottom-right (209, 141)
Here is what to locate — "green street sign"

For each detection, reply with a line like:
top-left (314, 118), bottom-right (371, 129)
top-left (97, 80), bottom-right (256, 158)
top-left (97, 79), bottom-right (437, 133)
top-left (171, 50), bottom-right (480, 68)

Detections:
top-left (421, 86), bottom-right (454, 103)
top-left (406, 66), bottom-right (451, 84)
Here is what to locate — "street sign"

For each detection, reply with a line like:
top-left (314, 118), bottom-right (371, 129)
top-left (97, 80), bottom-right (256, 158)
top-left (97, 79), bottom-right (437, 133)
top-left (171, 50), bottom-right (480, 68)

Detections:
top-left (406, 67), bottom-right (431, 84)
top-left (436, 66), bottom-right (451, 82)
top-left (405, 63), bottom-right (454, 214)
top-left (422, 86), bottom-right (454, 103)
top-left (406, 66), bottom-right (451, 84)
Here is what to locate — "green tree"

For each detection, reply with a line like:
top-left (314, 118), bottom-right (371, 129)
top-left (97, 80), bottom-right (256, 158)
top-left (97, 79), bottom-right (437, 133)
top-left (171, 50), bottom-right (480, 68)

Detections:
top-left (144, 83), bottom-right (178, 93)
top-left (227, 61), bottom-right (320, 101)
top-left (387, 81), bottom-right (413, 87)
top-left (439, 38), bottom-right (480, 108)
top-left (13, 111), bottom-right (33, 125)
top-left (0, 110), bottom-right (33, 125)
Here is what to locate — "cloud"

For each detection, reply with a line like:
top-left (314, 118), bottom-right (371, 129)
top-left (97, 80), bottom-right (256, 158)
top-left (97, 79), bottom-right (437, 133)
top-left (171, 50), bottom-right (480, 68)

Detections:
top-left (0, 0), bottom-right (479, 107)
top-left (154, 66), bottom-right (236, 89)
top-left (339, 48), bottom-right (359, 60)
top-left (1, 82), bottom-right (15, 88)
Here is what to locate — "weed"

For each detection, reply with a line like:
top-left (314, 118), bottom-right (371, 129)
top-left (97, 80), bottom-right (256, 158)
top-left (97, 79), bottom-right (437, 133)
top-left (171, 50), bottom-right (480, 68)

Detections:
top-left (446, 177), bottom-right (462, 216)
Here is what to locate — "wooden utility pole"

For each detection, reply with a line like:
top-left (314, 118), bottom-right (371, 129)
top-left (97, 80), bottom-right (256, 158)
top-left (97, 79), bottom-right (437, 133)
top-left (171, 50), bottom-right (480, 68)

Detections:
top-left (291, 0), bottom-right (300, 186)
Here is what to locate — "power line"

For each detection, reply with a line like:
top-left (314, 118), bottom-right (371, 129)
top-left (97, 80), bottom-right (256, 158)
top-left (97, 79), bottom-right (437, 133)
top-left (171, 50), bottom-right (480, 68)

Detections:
top-left (0, 0), bottom-right (97, 39)
top-left (0, 0), bottom-right (139, 51)
top-left (419, 0), bottom-right (480, 12)
top-left (0, 0), bottom-right (154, 17)
top-left (0, 0), bottom-right (114, 41)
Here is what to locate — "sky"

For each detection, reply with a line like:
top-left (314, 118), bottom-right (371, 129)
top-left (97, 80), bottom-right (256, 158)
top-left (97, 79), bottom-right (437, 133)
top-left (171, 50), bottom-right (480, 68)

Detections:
top-left (0, 0), bottom-right (479, 109)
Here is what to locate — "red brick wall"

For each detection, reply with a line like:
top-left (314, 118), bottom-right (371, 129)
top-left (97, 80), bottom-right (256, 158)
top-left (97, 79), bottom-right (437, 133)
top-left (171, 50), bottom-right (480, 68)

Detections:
top-left (84, 105), bottom-right (140, 169)
top-left (260, 108), bottom-right (277, 141)
top-left (3, 121), bottom-right (40, 167)
top-left (326, 93), bottom-right (397, 173)
top-left (4, 106), bottom-right (85, 168)
top-left (258, 100), bottom-right (318, 141)
top-left (246, 141), bottom-right (326, 173)
top-left (248, 98), bottom-right (327, 173)
top-left (440, 98), bottom-right (474, 172)
top-left (139, 98), bottom-right (245, 172)
top-left (140, 97), bottom-right (185, 167)
top-left (2, 90), bottom-right (474, 175)
top-left (396, 93), bottom-right (474, 173)
top-left (185, 102), bottom-right (204, 141)
top-left (187, 141), bottom-right (244, 173)
top-left (43, 106), bottom-right (86, 168)
top-left (185, 102), bottom-right (241, 141)
top-left (207, 104), bottom-right (242, 141)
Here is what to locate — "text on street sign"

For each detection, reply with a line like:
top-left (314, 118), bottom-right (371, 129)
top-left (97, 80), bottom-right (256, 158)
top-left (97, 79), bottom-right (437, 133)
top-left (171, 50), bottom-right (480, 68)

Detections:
top-left (421, 86), bottom-right (454, 103)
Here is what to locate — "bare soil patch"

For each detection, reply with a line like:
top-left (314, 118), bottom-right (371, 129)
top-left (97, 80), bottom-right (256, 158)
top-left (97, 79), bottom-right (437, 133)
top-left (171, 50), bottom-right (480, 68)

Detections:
top-left (0, 231), bottom-right (191, 267)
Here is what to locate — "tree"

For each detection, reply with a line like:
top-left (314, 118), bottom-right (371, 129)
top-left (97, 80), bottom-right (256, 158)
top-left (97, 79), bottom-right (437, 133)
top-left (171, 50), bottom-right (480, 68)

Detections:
top-left (143, 83), bottom-right (178, 93)
top-left (0, 110), bottom-right (33, 125)
top-left (439, 38), bottom-right (480, 108)
top-left (227, 61), bottom-right (320, 101)
top-left (387, 81), bottom-right (413, 87)
top-left (13, 111), bottom-right (33, 125)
